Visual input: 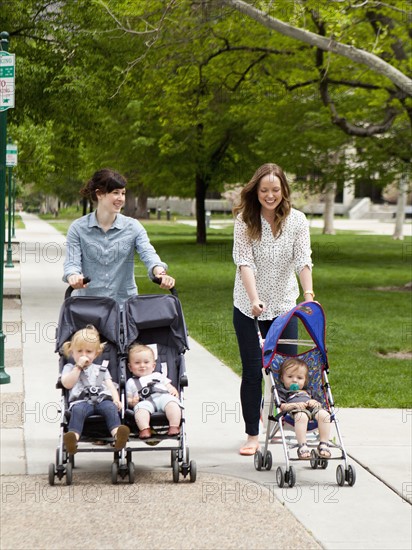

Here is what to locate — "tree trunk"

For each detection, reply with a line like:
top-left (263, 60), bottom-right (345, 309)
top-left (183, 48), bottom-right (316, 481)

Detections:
top-left (392, 173), bottom-right (408, 240)
top-left (136, 189), bottom-right (149, 219)
top-left (123, 189), bottom-right (136, 217)
top-left (196, 171), bottom-right (207, 244)
top-left (323, 181), bottom-right (336, 235)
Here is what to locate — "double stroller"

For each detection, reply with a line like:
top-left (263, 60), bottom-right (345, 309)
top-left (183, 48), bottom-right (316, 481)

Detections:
top-left (48, 290), bottom-right (195, 485)
top-left (255, 301), bottom-right (356, 488)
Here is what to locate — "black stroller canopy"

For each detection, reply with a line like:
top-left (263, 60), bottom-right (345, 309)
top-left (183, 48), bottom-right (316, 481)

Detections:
top-left (55, 296), bottom-right (121, 352)
top-left (124, 294), bottom-right (189, 353)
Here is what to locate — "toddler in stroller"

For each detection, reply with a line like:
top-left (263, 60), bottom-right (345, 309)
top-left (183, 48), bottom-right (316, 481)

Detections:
top-left (48, 295), bottom-right (130, 486)
top-left (278, 357), bottom-right (331, 460)
top-left (61, 325), bottom-right (130, 454)
top-left (254, 301), bottom-right (356, 488)
top-left (126, 343), bottom-right (182, 439)
top-left (122, 293), bottom-right (196, 483)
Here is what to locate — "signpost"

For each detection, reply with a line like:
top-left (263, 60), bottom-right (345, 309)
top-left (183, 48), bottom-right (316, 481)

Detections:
top-left (0, 50), bottom-right (15, 110)
top-left (0, 31), bottom-right (14, 385)
top-left (6, 142), bottom-right (17, 239)
top-left (5, 140), bottom-right (17, 267)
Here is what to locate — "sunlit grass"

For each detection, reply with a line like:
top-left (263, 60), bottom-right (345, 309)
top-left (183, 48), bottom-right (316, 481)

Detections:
top-left (48, 216), bottom-right (412, 407)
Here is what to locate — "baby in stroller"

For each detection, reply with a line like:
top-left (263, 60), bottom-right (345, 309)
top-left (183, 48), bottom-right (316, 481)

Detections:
top-left (61, 324), bottom-right (130, 454)
top-left (126, 343), bottom-right (182, 439)
top-left (278, 357), bottom-right (331, 460)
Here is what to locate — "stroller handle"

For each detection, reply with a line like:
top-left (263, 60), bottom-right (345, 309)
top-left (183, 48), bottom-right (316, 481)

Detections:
top-left (152, 276), bottom-right (178, 297)
top-left (64, 276), bottom-right (91, 300)
top-left (254, 304), bottom-right (265, 350)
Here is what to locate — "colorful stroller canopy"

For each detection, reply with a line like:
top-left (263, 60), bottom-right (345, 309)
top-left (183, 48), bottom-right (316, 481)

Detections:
top-left (263, 301), bottom-right (328, 369)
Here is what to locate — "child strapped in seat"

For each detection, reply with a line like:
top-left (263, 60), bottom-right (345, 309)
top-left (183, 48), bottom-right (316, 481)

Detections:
top-left (61, 325), bottom-right (129, 454)
top-left (126, 343), bottom-right (182, 439)
top-left (278, 358), bottom-right (331, 460)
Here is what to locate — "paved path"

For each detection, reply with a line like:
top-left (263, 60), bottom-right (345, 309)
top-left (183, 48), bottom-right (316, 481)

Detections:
top-left (1, 213), bottom-right (411, 550)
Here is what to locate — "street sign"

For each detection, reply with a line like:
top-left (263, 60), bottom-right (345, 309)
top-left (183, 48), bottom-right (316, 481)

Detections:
top-left (6, 143), bottom-right (17, 166)
top-left (0, 51), bottom-right (15, 111)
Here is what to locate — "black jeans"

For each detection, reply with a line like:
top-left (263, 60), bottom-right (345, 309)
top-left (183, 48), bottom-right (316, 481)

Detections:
top-left (233, 306), bottom-right (298, 436)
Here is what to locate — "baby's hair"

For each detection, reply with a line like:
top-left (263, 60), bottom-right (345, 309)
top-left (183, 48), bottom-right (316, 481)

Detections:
top-left (62, 325), bottom-right (105, 359)
top-left (128, 343), bottom-right (155, 361)
top-left (279, 357), bottom-right (309, 386)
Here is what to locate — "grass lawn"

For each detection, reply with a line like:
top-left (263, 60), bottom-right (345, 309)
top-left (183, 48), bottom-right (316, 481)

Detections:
top-left (46, 216), bottom-right (412, 408)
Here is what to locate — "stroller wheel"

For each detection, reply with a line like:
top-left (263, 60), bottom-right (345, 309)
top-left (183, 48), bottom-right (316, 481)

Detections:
top-left (347, 464), bottom-right (356, 486)
top-left (254, 450), bottom-right (263, 471)
top-left (172, 459), bottom-right (180, 483)
top-left (320, 459), bottom-right (329, 470)
top-left (310, 449), bottom-right (319, 469)
top-left (170, 449), bottom-right (178, 467)
top-left (111, 461), bottom-right (119, 485)
top-left (48, 463), bottom-right (55, 486)
top-left (264, 451), bottom-right (273, 471)
top-left (127, 461), bottom-right (135, 484)
top-left (276, 466), bottom-right (285, 488)
top-left (65, 463), bottom-right (73, 486)
top-left (287, 466), bottom-right (296, 488)
top-left (336, 464), bottom-right (345, 486)
top-left (189, 460), bottom-right (197, 483)
top-left (184, 446), bottom-right (190, 464)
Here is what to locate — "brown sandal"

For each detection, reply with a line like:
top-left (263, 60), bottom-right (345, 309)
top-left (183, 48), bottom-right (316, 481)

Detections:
top-left (317, 441), bottom-right (331, 458)
top-left (297, 443), bottom-right (311, 460)
top-left (139, 428), bottom-right (151, 439)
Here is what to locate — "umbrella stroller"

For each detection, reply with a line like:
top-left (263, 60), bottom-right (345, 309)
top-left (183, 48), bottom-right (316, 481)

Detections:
top-left (254, 301), bottom-right (356, 488)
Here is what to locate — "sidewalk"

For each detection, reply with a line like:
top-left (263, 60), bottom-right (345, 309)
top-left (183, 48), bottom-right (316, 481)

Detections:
top-left (1, 213), bottom-right (411, 550)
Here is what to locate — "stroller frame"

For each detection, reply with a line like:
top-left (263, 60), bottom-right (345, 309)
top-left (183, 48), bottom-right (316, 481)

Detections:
top-left (49, 289), bottom-right (196, 485)
top-left (120, 293), bottom-right (196, 484)
top-left (49, 295), bottom-right (127, 486)
top-left (254, 301), bottom-right (356, 488)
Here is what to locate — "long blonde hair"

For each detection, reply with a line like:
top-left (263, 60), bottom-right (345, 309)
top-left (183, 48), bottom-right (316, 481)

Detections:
top-left (62, 325), bottom-right (105, 358)
top-left (233, 163), bottom-right (291, 240)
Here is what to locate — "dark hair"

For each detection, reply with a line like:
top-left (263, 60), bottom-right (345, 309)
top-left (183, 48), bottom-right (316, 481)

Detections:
top-left (80, 168), bottom-right (127, 202)
top-left (232, 163), bottom-right (291, 240)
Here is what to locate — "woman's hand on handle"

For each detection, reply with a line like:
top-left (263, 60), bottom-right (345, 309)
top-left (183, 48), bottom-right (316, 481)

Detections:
top-left (152, 267), bottom-right (175, 290)
top-left (251, 300), bottom-right (265, 318)
top-left (67, 274), bottom-right (89, 289)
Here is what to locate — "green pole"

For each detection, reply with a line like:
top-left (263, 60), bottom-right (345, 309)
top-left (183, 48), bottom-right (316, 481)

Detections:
top-left (0, 31), bottom-right (11, 384)
top-left (11, 168), bottom-right (15, 238)
top-left (5, 141), bottom-right (14, 267)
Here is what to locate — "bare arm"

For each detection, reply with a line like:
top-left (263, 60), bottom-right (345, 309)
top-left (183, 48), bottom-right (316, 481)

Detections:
top-left (239, 266), bottom-right (265, 317)
top-left (298, 266), bottom-right (314, 301)
top-left (106, 378), bottom-right (122, 410)
top-left (166, 383), bottom-right (179, 397)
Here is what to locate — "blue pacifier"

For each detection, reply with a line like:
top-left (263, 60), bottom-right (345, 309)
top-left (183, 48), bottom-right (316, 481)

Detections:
top-left (289, 383), bottom-right (300, 391)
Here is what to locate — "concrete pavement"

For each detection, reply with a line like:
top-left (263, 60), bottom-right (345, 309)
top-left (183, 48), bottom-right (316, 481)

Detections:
top-left (1, 212), bottom-right (411, 550)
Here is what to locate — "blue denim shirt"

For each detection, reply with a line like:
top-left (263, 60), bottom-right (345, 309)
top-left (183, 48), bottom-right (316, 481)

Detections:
top-left (63, 212), bottom-right (167, 304)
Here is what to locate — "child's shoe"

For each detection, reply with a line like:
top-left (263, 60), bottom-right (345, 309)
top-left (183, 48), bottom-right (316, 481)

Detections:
top-left (167, 426), bottom-right (180, 436)
top-left (139, 428), bottom-right (151, 439)
top-left (64, 431), bottom-right (78, 454)
top-left (114, 425), bottom-right (130, 450)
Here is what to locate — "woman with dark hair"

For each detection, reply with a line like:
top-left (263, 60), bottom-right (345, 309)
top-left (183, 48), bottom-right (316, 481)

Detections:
top-left (232, 163), bottom-right (314, 455)
top-left (63, 168), bottom-right (175, 304)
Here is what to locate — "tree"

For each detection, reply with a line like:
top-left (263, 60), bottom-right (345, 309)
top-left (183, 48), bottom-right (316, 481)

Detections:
top-left (219, 0), bottom-right (411, 237)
